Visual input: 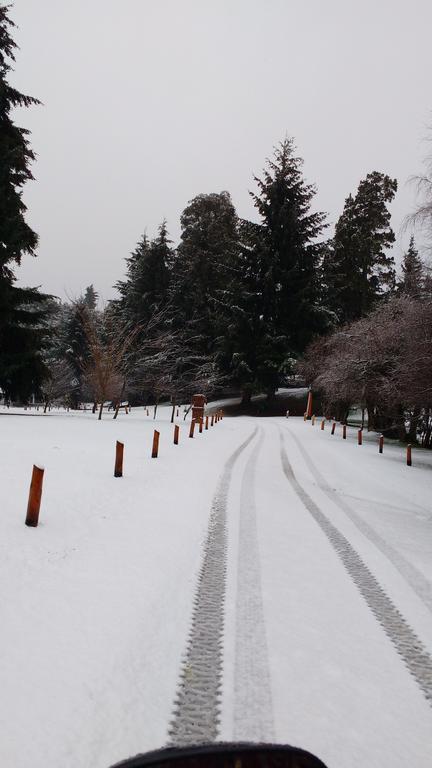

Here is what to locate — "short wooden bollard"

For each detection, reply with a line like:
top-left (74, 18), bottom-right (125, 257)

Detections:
top-left (342, 424), bottom-right (347, 439)
top-left (114, 441), bottom-right (124, 477)
top-left (407, 444), bottom-right (412, 467)
top-left (379, 435), bottom-right (384, 454)
top-left (25, 465), bottom-right (44, 527)
top-left (205, 415), bottom-right (209, 430)
top-left (199, 418), bottom-right (203, 433)
top-left (211, 414), bottom-right (214, 427)
top-left (306, 389), bottom-right (313, 420)
top-left (358, 429), bottom-right (362, 446)
top-left (331, 422), bottom-right (336, 435)
top-left (189, 420), bottom-right (195, 438)
top-left (174, 424), bottom-right (179, 445)
top-left (151, 430), bottom-right (160, 458)
top-left (320, 419), bottom-right (325, 431)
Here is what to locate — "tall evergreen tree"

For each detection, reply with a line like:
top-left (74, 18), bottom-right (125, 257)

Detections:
top-left (323, 172), bottom-right (397, 323)
top-left (0, 4), bottom-right (47, 400)
top-left (398, 236), bottom-right (424, 297)
top-left (169, 192), bottom-right (240, 354)
top-left (251, 138), bottom-right (330, 351)
top-left (217, 140), bottom-right (331, 400)
top-left (230, 139), bottom-right (329, 396)
top-left (115, 221), bottom-right (171, 328)
top-left (83, 284), bottom-right (98, 311)
top-left (214, 218), bottom-right (267, 402)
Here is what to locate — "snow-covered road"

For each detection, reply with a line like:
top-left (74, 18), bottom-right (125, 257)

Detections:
top-left (1, 409), bottom-right (432, 768)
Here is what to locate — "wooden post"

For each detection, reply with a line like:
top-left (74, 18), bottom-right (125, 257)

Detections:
top-left (407, 444), bottom-right (412, 466)
top-left (306, 389), bottom-right (313, 420)
top-left (320, 419), bottom-right (325, 431)
top-left (176, 408), bottom-right (179, 417)
top-left (189, 420), bottom-right (195, 438)
top-left (358, 429), bottom-right (362, 445)
top-left (311, 415), bottom-right (316, 426)
top-left (286, 410), bottom-right (290, 418)
top-left (174, 424), bottom-right (179, 445)
top-left (199, 418), bottom-right (203, 433)
top-left (343, 424), bottom-right (347, 439)
top-left (379, 435), bottom-right (384, 454)
top-left (211, 414), bottom-right (214, 427)
top-left (331, 422), bottom-right (336, 435)
top-left (25, 465), bottom-right (44, 527)
top-left (114, 441), bottom-right (124, 477)
top-left (151, 430), bottom-right (160, 458)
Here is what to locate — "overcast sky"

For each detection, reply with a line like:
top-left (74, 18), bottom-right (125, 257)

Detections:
top-left (10, 0), bottom-right (432, 302)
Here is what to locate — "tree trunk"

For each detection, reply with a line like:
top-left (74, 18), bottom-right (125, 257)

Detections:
top-left (171, 404), bottom-right (176, 423)
top-left (241, 390), bottom-right (252, 406)
top-left (98, 401), bottom-right (104, 420)
top-left (407, 406), bottom-right (420, 444)
top-left (366, 402), bottom-right (376, 431)
top-left (113, 380), bottom-right (126, 420)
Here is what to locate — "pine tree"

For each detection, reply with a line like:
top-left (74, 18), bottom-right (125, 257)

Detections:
top-left (214, 218), bottom-right (266, 402)
top-left (115, 222), bottom-right (171, 328)
top-left (398, 236), bottom-right (424, 297)
top-left (323, 172), bottom-right (397, 323)
top-left (62, 299), bottom-right (93, 406)
top-left (169, 192), bottom-right (240, 354)
top-left (83, 284), bottom-right (98, 311)
top-left (0, 4), bottom-right (48, 400)
top-left (245, 139), bottom-right (330, 395)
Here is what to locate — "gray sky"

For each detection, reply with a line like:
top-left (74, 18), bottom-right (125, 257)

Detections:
top-left (10, 0), bottom-right (432, 302)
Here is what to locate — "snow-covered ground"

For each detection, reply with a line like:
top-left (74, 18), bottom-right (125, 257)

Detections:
top-left (1, 407), bottom-right (431, 768)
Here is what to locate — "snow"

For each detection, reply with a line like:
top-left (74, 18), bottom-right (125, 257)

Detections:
top-left (1, 408), bottom-right (431, 768)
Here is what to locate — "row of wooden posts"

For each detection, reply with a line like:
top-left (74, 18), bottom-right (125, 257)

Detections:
top-left (25, 409), bottom-right (224, 528)
top-left (298, 411), bottom-right (413, 467)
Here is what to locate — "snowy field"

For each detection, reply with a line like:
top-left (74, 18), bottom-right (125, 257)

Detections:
top-left (1, 406), bottom-right (432, 768)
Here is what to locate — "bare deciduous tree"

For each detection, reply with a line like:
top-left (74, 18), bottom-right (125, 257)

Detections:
top-left (299, 296), bottom-right (432, 444)
top-left (80, 306), bottom-right (140, 420)
top-left (40, 359), bottom-right (77, 412)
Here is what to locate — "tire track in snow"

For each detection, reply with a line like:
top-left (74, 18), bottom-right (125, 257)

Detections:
top-left (233, 430), bottom-right (275, 741)
top-left (285, 425), bottom-right (432, 614)
top-left (168, 427), bottom-right (258, 745)
top-left (278, 428), bottom-right (432, 707)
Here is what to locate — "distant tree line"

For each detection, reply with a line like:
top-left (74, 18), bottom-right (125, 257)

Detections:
top-left (2, 3), bottom-right (432, 442)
